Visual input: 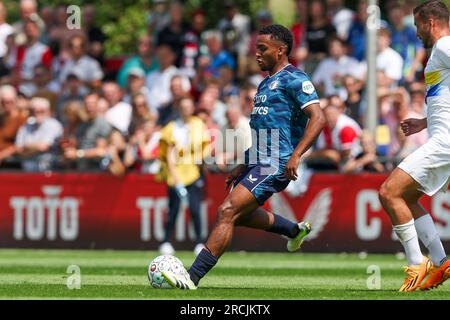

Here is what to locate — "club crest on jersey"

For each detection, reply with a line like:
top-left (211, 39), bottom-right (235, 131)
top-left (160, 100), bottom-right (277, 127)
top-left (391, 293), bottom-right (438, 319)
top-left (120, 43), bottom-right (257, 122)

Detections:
top-left (269, 80), bottom-right (279, 90)
top-left (302, 81), bottom-right (314, 94)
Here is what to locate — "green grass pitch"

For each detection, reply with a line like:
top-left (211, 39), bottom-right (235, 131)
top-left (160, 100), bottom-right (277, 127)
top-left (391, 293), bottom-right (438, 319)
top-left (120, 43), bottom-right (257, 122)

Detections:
top-left (0, 249), bottom-right (449, 300)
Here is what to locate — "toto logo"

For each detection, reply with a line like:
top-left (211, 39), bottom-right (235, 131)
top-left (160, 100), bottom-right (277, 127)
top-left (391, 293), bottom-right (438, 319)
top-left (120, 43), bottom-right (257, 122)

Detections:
top-left (10, 186), bottom-right (79, 241)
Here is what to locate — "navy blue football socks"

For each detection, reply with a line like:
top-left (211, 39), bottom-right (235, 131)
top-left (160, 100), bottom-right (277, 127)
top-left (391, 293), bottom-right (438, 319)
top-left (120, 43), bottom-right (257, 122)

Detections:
top-left (267, 213), bottom-right (300, 238)
top-left (188, 247), bottom-right (218, 285)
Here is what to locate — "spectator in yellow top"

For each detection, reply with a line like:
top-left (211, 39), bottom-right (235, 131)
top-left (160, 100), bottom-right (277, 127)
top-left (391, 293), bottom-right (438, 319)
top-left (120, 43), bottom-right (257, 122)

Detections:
top-left (158, 96), bottom-right (211, 256)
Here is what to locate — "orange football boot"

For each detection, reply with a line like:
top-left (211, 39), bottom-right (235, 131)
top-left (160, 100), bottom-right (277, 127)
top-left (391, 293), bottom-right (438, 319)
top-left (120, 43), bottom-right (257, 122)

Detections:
top-left (399, 256), bottom-right (432, 292)
top-left (420, 259), bottom-right (450, 291)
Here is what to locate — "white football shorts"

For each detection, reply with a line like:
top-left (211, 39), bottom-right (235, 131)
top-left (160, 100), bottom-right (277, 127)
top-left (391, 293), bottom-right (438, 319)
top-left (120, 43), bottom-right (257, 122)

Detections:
top-left (398, 136), bottom-right (450, 196)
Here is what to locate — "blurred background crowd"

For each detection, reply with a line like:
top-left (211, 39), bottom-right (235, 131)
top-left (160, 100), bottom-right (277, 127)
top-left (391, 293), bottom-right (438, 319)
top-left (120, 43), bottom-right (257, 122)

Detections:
top-left (0, 0), bottom-right (433, 182)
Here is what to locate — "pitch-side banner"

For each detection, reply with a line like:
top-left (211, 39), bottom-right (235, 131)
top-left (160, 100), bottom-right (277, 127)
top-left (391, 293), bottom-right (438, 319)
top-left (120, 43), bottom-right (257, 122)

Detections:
top-left (0, 173), bottom-right (449, 252)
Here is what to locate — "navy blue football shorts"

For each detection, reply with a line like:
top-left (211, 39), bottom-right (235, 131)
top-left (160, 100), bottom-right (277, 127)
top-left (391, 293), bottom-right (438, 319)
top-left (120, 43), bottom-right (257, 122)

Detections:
top-left (233, 163), bottom-right (290, 205)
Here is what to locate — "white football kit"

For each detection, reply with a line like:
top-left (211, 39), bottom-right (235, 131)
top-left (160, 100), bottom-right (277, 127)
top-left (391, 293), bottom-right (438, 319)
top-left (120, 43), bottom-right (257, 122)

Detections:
top-left (398, 36), bottom-right (450, 196)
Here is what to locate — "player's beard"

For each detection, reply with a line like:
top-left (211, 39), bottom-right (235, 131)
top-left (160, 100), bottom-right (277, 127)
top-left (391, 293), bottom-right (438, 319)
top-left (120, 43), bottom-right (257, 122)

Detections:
top-left (421, 26), bottom-right (433, 49)
top-left (423, 36), bottom-right (433, 49)
top-left (258, 58), bottom-right (274, 72)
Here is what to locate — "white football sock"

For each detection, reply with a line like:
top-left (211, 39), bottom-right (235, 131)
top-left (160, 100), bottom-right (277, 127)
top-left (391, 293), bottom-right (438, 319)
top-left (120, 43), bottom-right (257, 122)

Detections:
top-left (415, 214), bottom-right (447, 266)
top-left (393, 219), bottom-right (423, 266)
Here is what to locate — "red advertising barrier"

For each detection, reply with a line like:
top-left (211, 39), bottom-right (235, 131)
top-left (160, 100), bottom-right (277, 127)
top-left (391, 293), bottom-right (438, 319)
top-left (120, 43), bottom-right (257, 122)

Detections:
top-left (0, 173), bottom-right (449, 252)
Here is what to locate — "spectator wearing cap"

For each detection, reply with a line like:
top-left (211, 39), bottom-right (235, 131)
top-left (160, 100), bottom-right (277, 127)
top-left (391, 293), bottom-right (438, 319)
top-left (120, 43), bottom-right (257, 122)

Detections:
top-left (63, 93), bottom-right (112, 171)
top-left (145, 44), bottom-right (191, 111)
top-left (102, 81), bottom-right (132, 134)
top-left (58, 34), bottom-right (104, 91)
top-left (123, 67), bottom-right (155, 117)
top-left (15, 97), bottom-right (63, 172)
top-left (0, 85), bottom-right (27, 166)
top-left (6, 17), bottom-right (52, 91)
top-left (117, 34), bottom-right (159, 89)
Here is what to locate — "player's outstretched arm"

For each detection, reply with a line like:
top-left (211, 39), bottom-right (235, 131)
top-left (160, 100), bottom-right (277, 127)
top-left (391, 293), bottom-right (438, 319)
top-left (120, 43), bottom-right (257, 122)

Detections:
top-left (400, 118), bottom-right (427, 136)
top-left (284, 103), bottom-right (326, 180)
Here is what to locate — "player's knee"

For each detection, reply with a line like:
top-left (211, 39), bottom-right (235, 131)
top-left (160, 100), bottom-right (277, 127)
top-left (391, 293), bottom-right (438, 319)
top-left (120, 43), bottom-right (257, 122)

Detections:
top-left (379, 181), bottom-right (396, 204)
top-left (378, 182), bottom-right (389, 203)
top-left (217, 203), bottom-right (236, 225)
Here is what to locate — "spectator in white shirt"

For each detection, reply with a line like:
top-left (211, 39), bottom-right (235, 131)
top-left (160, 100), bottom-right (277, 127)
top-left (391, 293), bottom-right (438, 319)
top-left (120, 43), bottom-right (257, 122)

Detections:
top-left (102, 81), bottom-right (132, 134)
top-left (7, 17), bottom-right (52, 91)
top-left (327, 0), bottom-right (355, 40)
top-left (0, 2), bottom-right (13, 58)
top-left (145, 44), bottom-right (190, 110)
top-left (376, 28), bottom-right (403, 88)
top-left (58, 34), bottom-right (104, 90)
top-left (312, 36), bottom-right (364, 100)
top-left (15, 97), bottom-right (63, 171)
top-left (11, 0), bottom-right (44, 47)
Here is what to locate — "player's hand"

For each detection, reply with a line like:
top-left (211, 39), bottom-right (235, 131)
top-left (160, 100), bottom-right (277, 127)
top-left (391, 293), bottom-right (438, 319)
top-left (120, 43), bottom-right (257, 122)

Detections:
top-left (225, 164), bottom-right (246, 190)
top-left (285, 155), bottom-right (300, 181)
top-left (400, 118), bottom-right (427, 136)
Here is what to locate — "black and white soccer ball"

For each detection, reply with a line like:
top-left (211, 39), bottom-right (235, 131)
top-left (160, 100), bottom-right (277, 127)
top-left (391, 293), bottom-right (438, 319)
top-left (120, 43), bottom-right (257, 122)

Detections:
top-left (147, 255), bottom-right (188, 289)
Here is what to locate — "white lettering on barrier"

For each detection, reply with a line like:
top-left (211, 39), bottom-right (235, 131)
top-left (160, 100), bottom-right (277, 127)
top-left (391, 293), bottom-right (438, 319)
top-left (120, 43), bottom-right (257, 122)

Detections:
top-left (138, 197), bottom-right (208, 242)
top-left (356, 190), bottom-right (382, 240)
top-left (432, 192), bottom-right (450, 240)
top-left (10, 186), bottom-right (79, 241)
top-left (355, 189), bottom-right (450, 241)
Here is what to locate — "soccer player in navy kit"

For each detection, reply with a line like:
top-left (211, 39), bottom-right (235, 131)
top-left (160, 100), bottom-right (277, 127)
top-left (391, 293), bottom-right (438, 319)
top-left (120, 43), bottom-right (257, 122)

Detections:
top-left (163, 25), bottom-right (326, 289)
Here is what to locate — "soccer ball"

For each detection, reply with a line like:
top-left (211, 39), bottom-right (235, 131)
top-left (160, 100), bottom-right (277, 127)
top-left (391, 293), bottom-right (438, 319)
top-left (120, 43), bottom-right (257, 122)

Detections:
top-left (147, 255), bottom-right (187, 289)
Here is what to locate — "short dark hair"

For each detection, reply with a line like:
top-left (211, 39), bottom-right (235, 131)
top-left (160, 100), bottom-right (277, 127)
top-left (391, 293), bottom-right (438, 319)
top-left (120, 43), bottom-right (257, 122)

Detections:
top-left (259, 24), bottom-right (293, 56)
top-left (414, 0), bottom-right (450, 24)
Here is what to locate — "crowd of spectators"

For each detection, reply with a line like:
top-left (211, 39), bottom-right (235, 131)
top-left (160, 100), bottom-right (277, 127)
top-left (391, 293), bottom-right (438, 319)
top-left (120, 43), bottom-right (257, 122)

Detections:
top-left (0, 0), bottom-right (431, 183)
